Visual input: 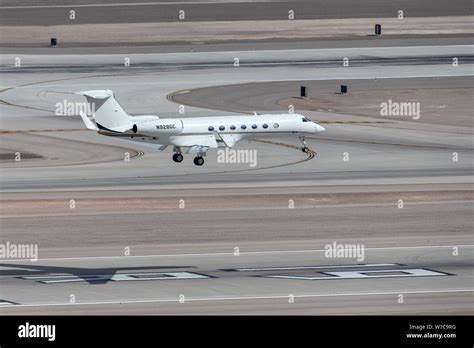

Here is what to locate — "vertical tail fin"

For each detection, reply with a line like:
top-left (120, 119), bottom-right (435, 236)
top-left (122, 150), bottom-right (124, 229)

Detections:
top-left (76, 90), bottom-right (131, 131)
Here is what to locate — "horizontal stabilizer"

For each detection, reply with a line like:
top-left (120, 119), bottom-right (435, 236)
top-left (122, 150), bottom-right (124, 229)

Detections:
top-left (75, 90), bottom-right (114, 99)
top-left (79, 111), bottom-right (98, 131)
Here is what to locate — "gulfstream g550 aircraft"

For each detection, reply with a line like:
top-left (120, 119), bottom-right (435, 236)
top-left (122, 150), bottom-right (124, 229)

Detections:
top-left (77, 90), bottom-right (325, 166)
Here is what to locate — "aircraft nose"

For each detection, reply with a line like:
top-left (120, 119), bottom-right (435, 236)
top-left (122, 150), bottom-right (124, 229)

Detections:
top-left (314, 123), bottom-right (325, 133)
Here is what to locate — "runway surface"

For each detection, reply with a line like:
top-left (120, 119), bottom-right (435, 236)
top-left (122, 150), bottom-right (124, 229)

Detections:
top-left (3, 37), bottom-right (473, 55)
top-left (0, 32), bottom-right (473, 314)
top-left (1, 0), bottom-right (472, 26)
top-left (169, 75), bottom-right (474, 125)
top-left (3, 45), bottom-right (474, 71)
top-left (1, 244), bottom-right (472, 314)
top-left (1, 185), bottom-right (473, 313)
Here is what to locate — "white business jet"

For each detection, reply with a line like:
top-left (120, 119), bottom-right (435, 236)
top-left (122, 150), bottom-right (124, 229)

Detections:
top-left (77, 90), bottom-right (325, 166)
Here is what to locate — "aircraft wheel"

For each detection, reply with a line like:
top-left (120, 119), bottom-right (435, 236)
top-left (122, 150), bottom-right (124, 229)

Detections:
top-left (302, 147), bottom-right (309, 153)
top-left (193, 156), bottom-right (204, 166)
top-left (173, 153), bottom-right (183, 163)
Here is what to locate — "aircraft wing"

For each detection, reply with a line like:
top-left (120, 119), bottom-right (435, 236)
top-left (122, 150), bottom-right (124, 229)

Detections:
top-left (115, 135), bottom-right (219, 154)
top-left (170, 134), bottom-right (218, 148)
top-left (215, 133), bottom-right (240, 147)
top-left (110, 138), bottom-right (168, 151)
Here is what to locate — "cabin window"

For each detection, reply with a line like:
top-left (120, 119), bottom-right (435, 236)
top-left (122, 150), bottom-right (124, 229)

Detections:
top-left (241, 125), bottom-right (247, 130)
top-left (262, 124), bottom-right (268, 129)
top-left (208, 126), bottom-right (214, 131)
top-left (230, 125), bottom-right (236, 130)
top-left (273, 123), bottom-right (279, 128)
top-left (251, 124), bottom-right (257, 129)
top-left (219, 126), bottom-right (225, 131)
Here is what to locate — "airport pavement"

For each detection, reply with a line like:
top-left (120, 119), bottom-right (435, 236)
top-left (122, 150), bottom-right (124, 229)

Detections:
top-left (169, 75), bottom-right (474, 126)
top-left (2, 192), bottom-right (473, 248)
top-left (1, 47), bottom-right (472, 190)
top-left (0, 243), bottom-right (472, 314)
top-left (0, 36), bottom-right (472, 314)
top-left (1, 45), bottom-right (473, 120)
top-left (1, 125), bottom-right (473, 189)
top-left (1, 0), bottom-right (472, 26)
top-left (1, 16), bottom-right (473, 49)
top-left (2, 45), bottom-right (474, 71)
top-left (2, 36), bottom-right (473, 55)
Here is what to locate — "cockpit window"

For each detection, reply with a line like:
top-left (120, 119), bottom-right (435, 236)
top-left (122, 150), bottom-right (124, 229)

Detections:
top-left (302, 117), bottom-right (310, 122)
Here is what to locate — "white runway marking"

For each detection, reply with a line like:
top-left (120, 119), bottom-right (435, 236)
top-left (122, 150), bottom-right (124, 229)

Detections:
top-left (0, 299), bottom-right (17, 306)
top-left (267, 268), bottom-right (449, 280)
top-left (20, 272), bottom-right (210, 283)
top-left (1, 245), bottom-right (472, 263)
top-left (230, 263), bottom-right (399, 271)
top-left (1, 289), bottom-right (472, 308)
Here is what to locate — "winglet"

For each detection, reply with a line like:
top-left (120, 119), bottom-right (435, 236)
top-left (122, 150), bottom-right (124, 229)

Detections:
top-left (79, 111), bottom-right (98, 131)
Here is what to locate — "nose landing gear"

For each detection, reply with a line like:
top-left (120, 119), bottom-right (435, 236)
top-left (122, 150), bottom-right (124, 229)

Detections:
top-left (299, 137), bottom-right (309, 153)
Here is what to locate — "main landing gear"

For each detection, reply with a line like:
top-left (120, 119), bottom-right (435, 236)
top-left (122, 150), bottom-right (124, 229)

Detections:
top-left (173, 154), bottom-right (204, 166)
top-left (172, 153), bottom-right (204, 165)
top-left (172, 153), bottom-right (204, 166)
top-left (172, 146), bottom-right (183, 163)
top-left (193, 156), bottom-right (204, 166)
top-left (172, 153), bottom-right (183, 163)
top-left (172, 146), bottom-right (205, 165)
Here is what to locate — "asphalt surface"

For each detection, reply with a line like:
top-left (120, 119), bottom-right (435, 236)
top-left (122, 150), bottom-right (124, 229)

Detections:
top-left (2, 36), bottom-right (473, 55)
top-left (2, 45), bottom-right (474, 73)
top-left (1, 0), bottom-right (472, 26)
top-left (0, 243), bottom-right (472, 314)
top-left (0, 40), bottom-right (473, 314)
top-left (1, 176), bottom-right (472, 315)
top-left (170, 75), bottom-right (474, 112)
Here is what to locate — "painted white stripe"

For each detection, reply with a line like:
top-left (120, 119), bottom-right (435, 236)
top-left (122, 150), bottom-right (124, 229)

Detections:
top-left (2, 289), bottom-right (472, 308)
top-left (231, 263), bottom-right (398, 271)
top-left (0, 300), bottom-right (16, 306)
top-left (20, 272), bottom-right (210, 283)
top-left (268, 268), bottom-right (448, 280)
top-left (0, 245), bottom-right (472, 263)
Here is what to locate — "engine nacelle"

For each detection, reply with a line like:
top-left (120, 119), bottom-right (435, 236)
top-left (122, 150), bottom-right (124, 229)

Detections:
top-left (132, 119), bottom-right (183, 136)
